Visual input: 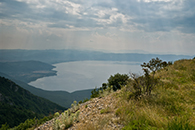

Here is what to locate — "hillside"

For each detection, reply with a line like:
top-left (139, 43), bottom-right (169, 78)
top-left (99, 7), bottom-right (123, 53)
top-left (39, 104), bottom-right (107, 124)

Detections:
top-left (0, 72), bottom-right (91, 108)
top-left (33, 58), bottom-right (195, 130)
top-left (0, 61), bottom-right (57, 83)
top-left (0, 77), bottom-right (65, 128)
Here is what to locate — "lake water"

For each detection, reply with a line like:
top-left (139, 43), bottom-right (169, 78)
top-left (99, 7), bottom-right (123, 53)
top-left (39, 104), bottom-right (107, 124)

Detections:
top-left (29, 61), bottom-right (142, 92)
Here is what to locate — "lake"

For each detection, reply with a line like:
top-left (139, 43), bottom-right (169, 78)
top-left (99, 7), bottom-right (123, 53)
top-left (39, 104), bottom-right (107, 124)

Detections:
top-left (29, 61), bottom-right (142, 92)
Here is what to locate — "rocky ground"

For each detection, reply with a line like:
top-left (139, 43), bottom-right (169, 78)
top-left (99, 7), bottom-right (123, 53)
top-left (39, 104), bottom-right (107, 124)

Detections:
top-left (34, 92), bottom-right (123, 130)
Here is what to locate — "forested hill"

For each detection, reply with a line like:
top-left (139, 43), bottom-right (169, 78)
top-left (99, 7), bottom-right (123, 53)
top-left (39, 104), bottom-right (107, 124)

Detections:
top-left (0, 76), bottom-right (65, 128)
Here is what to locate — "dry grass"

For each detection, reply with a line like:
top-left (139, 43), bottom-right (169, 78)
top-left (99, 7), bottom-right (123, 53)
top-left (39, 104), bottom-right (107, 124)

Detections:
top-left (114, 59), bottom-right (195, 129)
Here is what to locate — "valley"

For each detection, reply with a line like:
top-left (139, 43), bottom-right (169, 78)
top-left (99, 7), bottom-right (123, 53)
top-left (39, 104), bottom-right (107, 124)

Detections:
top-left (0, 49), bottom-right (195, 129)
top-left (0, 49), bottom-right (194, 108)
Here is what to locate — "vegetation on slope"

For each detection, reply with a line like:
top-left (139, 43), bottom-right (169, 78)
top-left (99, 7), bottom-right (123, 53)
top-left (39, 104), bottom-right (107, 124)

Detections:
top-left (115, 58), bottom-right (195, 129)
top-left (85, 58), bottom-right (195, 130)
top-left (0, 77), bottom-right (65, 128)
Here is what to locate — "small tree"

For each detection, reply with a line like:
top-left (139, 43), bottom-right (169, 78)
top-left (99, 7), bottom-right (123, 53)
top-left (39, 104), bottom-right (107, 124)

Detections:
top-left (130, 57), bottom-right (169, 98)
top-left (102, 83), bottom-right (107, 90)
top-left (141, 57), bottom-right (169, 95)
top-left (91, 87), bottom-right (99, 98)
top-left (108, 73), bottom-right (129, 91)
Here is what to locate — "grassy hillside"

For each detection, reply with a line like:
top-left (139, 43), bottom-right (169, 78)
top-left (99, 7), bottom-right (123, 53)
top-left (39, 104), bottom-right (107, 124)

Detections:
top-left (115, 58), bottom-right (195, 129)
top-left (0, 77), bottom-right (65, 128)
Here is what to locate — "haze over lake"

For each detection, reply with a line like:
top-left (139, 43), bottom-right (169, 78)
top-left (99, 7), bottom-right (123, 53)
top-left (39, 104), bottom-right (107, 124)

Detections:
top-left (29, 61), bottom-right (142, 92)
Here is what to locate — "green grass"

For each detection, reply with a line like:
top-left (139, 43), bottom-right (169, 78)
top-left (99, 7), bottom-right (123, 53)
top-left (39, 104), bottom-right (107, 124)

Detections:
top-left (116, 59), bottom-right (195, 129)
top-left (100, 107), bottom-right (112, 114)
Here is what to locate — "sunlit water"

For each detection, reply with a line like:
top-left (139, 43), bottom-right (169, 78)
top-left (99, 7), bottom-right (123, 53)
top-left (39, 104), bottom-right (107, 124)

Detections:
top-left (29, 61), bottom-right (142, 92)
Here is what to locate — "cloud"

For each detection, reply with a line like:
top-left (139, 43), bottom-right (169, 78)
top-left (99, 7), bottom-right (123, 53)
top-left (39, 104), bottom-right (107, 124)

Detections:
top-left (1, 0), bottom-right (194, 33)
top-left (113, 0), bottom-right (195, 33)
top-left (0, 0), bottom-right (195, 55)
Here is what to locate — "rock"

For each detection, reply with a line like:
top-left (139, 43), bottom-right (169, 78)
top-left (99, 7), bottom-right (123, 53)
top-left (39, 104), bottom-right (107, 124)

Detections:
top-left (34, 91), bottom-right (123, 130)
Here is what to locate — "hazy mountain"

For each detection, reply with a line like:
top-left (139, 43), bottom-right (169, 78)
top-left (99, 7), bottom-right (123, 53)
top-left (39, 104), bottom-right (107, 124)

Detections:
top-left (0, 60), bottom-right (56, 83)
top-left (0, 49), bottom-right (193, 64)
top-left (0, 76), bottom-right (65, 127)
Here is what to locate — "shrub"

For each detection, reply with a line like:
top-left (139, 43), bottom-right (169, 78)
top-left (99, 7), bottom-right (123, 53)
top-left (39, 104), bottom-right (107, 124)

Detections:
top-left (91, 87), bottom-right (100, 98)
top-left (57, 101), bottom-right (81, 130)
top-left (71, 101), bottom-right (79, 113)
top-left (61, 111), bottom-right (80, 129)
top-left (54, 112), bottom-right (60, 118)
top-left (79, 98), bottom-right (89, 104)
top-left (53, 119), bottom-right (60, 130)
top-left (108, 73), bottom-right (129, 91)
top-left (0, 123), bottom-right (9, 130)
top-left (129, 57), bottom-right (170, 99)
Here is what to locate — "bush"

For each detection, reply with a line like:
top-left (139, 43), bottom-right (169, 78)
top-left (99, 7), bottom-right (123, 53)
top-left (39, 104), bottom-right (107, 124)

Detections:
top-left (0, 123), bottom-right (9, 130)
top-left (71, 101), bottom-right (79, 113)
top-left (91, 87), bottom-right (100, 98)
top-left (53, 119), bottom-right (60, 130)
top-left (54, 112), bottom-right (60, 118)
top-left (108, 73), bottom-right (129, 91)
top-left (129, 57), bottom-right (170, 99)
top-left (60, 110), bottom-right (80, 129)
top-left (78, 98), bottom-right (89, 104)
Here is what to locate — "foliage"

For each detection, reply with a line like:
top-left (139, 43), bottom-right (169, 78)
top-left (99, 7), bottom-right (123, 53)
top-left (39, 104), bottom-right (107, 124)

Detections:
top-left (102, 83), bottom-right (107, 90)
top-left (91, 87), bottom-right (100, 98)
top-left (71, 101), bottom-right (79, 113)
top-left (54, 112), bottom-right (60, 118)
top-left (53, 119), bottom-right (61, 130)
top-left (129, 57), bottom-right (170, 99)
top-left (108, 73), bottom-right (129, 91)
top-left (5, 115), bottom-right (53, 130)
top-left (0, 123), bottom-right (9, 130)
top-left (78, 98), bottom-right (89, 104)
top-left (116, 58), bottom-right (195, 129)
top-left (52, 101), bottom-right (80, 130)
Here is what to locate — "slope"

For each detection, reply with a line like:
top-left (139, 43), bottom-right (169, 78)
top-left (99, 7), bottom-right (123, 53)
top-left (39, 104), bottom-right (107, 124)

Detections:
top-left (0, 72), bottom-right (92, 108)
top-left (115, 58), bottom-right (195, 129)
top-left (0, 60), bottom-right (57, 83)
top-left (0, 77), bottom-right (65, 128)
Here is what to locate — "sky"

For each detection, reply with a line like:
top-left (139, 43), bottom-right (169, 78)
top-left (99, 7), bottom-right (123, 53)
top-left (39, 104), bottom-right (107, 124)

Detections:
top-left (0, 0), bottom-right (195, 55)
